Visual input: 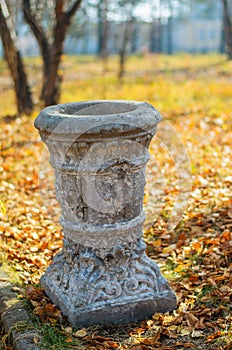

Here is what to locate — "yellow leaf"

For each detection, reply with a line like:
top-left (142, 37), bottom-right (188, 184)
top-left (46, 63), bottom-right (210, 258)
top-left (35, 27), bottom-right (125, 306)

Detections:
top-left (163, 315), bottom-right (175, 325)
top-left (0, 200), bottom-right (6, 215)
top-left (180, 328), bottom-right (191, 336)
top-left (147, 320), bottom-right (154, 327)
top-left (73, 329), bottom-right (87, 338)
top-left (167, 325), bottom-right (178, 331)
top-left (175, 263), bottom-right (190, 273)
top-left (162, 244), bottom-right (176, 253)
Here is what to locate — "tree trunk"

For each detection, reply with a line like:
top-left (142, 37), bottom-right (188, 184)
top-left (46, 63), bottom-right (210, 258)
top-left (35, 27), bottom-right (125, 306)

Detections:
top-left (41, 47), bottom-right (62, 107)
top-left (23, 0), bottom-right (82, 107)
top-left (118, 21), bottom-right (130, 81)
top-left (42, 17), bottom-right (68, 106)
top-left (167, 16), bottom-right (172, 55)
top-left (157, 0), bottom-right (163, 53)
top-left (98, 0), bottom-right (108, 58)
top-left (0, 1), bottom-right (33, 115)
top-left (222, 0), bottom-right (232, 59)
top-left (219, 25), bottom-right (225, 53)
top-left (118, 45), bottom-right (126, 81)
top-left (118, 12), bottom-right (135, 82)
top-left (149, 20), bottom-right (156, 53)
top-left (167, 0), bottom-right (173, 55)
top-left (97, 0), bottom-right (108, 73)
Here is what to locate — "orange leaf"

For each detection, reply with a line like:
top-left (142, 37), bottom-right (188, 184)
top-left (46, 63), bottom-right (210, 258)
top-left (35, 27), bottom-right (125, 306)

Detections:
top-left (189, 274), bottom-right (200, 284)
top-left (103, 341), bottom-right (119, 348)
top-left (207, 331), bottom-right (221, 342)
top-left (191, 241), bottom-right (202, 252)
top-left (177, 233), bottom-right (187, 248)
top-left (221, 230), bottom-right (231, 241)
top-left (65, 337), bottom-right (73, 343)
top-left (153, 239), bottom-right (162, 247)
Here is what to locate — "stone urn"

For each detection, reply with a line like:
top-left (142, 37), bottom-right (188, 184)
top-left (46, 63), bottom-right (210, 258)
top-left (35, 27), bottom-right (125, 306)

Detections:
top-left (34, 100), bottom-right (177, 327)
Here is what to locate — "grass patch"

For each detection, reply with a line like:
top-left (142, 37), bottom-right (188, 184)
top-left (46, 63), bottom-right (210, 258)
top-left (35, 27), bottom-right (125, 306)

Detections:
top-left (0, 252), bottom-right (23, 286)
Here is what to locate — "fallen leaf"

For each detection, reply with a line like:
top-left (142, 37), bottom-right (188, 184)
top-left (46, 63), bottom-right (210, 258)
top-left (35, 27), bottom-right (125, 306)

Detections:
top-left (180, 328), bottom-right (191, 336)
top-left (207, 331), bottom-right (222, 342)
top-left (33, 336), bottom-right (40, 344)
top-left (65, 337), bottom-right (73, 342)
top-left (162, 244), bottom-right (176, 253)
top-left (102, 340), bottom-right (119, 348)
top-left (64, 326), bottom-right (73, 334)
top-left (191, 330), bottom-right (204, 338)
top-left (74, 329), bottom-right (87, 338)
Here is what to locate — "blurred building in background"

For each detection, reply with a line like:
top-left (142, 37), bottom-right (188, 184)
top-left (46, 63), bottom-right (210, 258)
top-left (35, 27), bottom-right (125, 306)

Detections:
top-left (63, 0), bottom-right (223, 56)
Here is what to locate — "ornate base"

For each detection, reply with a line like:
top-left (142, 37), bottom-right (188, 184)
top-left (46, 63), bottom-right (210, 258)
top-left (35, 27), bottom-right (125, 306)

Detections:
top-left (41, 238), bottom-right (177, 327)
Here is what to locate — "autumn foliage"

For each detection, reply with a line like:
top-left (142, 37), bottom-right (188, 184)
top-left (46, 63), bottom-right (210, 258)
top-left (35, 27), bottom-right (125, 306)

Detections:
top-left (0, 54), bottom-right (232, 349)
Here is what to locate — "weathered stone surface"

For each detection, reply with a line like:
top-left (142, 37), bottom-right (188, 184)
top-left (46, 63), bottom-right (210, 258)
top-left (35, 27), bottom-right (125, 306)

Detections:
top-left (35, 100), bottom-right (177, 326)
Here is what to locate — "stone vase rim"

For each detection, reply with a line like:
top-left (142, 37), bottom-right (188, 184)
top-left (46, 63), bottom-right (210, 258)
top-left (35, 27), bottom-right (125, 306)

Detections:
top-left (34, 100), bottom-right (162, 136)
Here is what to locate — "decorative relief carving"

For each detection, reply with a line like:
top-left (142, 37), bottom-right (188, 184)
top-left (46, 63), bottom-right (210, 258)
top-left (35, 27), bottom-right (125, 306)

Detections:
top-left (41, 238), bottom-right (170, 311)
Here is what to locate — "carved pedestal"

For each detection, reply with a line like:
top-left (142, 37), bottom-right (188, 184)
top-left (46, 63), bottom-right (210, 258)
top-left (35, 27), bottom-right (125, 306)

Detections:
top-left (35, 101), bottom-right (177, 326)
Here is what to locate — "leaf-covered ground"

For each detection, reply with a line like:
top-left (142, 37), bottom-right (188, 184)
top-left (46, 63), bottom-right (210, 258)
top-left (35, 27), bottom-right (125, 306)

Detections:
top-left (0, 54), bottom-right (232, 349)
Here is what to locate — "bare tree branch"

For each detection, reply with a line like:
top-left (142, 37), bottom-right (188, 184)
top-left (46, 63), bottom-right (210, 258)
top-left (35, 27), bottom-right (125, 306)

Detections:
top-left (22, 0), bottom-right (50, 62)
top-left (65, 0), bottom-right (82, 19)
top-left (55, 0), bottom-right (64, 18)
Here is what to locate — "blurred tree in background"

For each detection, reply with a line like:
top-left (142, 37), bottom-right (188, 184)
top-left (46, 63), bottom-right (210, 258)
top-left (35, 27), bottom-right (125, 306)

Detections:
top-left (23, 0), bottom-right (82, 106)
top-left (221, 0), bottom-right (232, 59)
top-left (188, 0), bottom-right (232, 59)
top-left (116, 0), bottom-right (146, 80)
top-left (0, 0), bottom-right (33, 115)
